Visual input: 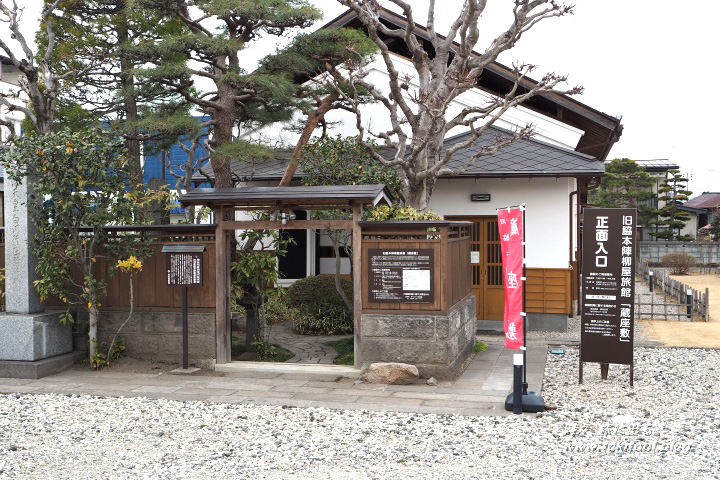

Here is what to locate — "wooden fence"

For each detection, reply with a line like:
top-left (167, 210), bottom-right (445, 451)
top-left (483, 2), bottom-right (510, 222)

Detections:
top-left (1, 225), bottom-right (217, 313)
top-left (636, 258), bottom-right (710, 321)
top-left (359, 221), bottom-right (472, 315)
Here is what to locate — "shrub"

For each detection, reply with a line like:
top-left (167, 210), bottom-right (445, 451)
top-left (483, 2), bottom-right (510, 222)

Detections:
top-left (662, 253), bottom-right (696, 275)
top-left (262, 295), bottom-right (295, 325)
top-left (287, 275), bottom-right (354, 335)
top-left (474, 341), bottom-right (487, 353)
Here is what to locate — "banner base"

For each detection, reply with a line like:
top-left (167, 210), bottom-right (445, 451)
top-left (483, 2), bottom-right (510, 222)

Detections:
top-left (504, 391), bottom-right (545, 413)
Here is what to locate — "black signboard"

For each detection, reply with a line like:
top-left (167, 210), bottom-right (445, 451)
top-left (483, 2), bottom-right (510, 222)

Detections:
top-left (368, 248), bottom-right (434, 303)
top-left (162, 245), bottom-right (205, 287)
top-left (470, 193), bottom-right (491, 202)
top-left (580, 209), bottom-right (636, 365)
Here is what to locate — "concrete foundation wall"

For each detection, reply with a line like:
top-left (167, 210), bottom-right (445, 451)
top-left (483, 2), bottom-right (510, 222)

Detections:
top-left (476, 313), bottom-right (568, 334)
top-left (360, 295), bottom-right (476, 380)
top-left (96, 311), bottom-right (216, 368)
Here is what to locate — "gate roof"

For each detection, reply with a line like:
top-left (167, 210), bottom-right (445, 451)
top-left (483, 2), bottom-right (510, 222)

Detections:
top-left (178, 184), bottom-right (393, 209)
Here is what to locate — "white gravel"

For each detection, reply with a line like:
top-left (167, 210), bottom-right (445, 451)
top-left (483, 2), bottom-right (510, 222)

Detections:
top-left (2, 344), bottom-right (718, 479)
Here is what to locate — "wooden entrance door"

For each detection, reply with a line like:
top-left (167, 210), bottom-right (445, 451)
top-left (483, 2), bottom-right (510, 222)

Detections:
top-left (446, 216), bottom-right (504, 320)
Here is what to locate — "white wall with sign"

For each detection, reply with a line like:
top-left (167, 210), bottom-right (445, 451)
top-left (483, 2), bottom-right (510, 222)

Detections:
top-left (430, 176), bottom-right (574, 269)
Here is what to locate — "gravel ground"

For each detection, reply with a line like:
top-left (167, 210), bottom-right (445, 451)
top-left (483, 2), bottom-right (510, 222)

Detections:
top-left (1, 344), bottom-right (718, 479)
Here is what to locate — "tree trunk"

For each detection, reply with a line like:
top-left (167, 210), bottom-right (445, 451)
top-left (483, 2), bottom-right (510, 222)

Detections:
top-left (405, 179), bottom-right (430, 211)
top-left (209, 105), bottom-right (234, 189)
top-left (118, 20), bottom-right (143, 189)
top-left (279, 94), bottom-right (338, 187)
top-left (88, 306), bottom-right (98, 360)
top-left (334, 241), bottom-right (352, 311)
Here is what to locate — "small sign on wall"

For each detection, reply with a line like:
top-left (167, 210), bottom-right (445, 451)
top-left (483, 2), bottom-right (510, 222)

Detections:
top-left (471, 194), bottom-right (491, 202)
top-left (470, 251), bottom-right (480, 264)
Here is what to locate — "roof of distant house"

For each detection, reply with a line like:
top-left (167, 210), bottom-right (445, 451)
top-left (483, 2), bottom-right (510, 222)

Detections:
top-left (194, 125), bottom-right (605, 183)
top-left (607, 159), bottom-right (680, 173)
top-left (0, 55), bottom-right (13, 66)
top-left (684, 192), bottom-right (720, 209)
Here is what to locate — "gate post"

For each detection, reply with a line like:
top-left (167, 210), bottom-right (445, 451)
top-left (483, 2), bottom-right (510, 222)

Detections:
top-left (215, 208), bottom-right (231, 364)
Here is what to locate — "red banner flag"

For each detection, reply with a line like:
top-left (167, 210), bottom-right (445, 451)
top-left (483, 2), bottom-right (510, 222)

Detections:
top-left (497, 207), bottom-right (524, 349)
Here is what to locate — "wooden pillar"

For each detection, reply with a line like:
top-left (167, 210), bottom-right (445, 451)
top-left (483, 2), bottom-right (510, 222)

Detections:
top-left (215, 207), bottom-right (231, 364)
top-left (352, 205), bottom-right (363, 369)
top-left (440, 226), bottom-right (449, 313)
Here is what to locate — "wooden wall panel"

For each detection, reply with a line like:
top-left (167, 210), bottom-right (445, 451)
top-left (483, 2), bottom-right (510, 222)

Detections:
top-left (526, 268), bottom-right (571, 314)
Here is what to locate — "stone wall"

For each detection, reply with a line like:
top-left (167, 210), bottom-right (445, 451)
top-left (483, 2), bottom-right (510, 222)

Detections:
top-left (639, 241), bottom-right (720, 263)
top-left (96, 311), bottom-right (216, 368)
top-left (360, 295), bottom-right (476, 380)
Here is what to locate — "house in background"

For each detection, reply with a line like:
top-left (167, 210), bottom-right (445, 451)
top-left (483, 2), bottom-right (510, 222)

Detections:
top-left (626, 159), bottom-right (680, 240)
top-left (684, 192), bottom-right (720, 238)
top-left (196, 8), bottom-right (624, 332)
top-left (142, 124), bottom-right (212, 223)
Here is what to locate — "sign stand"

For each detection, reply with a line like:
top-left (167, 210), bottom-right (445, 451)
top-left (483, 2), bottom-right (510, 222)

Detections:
top-left (162, 244), bottom-right (206, 374)
top-left (579, 208), bottom-right (636, 386)
top-left (498, 204), bottom-right (544, 413)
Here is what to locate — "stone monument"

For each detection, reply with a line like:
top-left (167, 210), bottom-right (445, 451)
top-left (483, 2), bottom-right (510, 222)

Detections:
top-left (0, 176), bottom-right (79, 378)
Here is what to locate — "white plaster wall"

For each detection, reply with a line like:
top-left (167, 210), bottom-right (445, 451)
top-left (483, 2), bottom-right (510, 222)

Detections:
top-left (679, 212), bottom-right (698, 239)
top-left (429, 176), bottom-right (574, 268)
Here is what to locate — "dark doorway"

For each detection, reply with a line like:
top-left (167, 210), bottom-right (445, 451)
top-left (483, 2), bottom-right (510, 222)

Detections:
top-left (278, 210), bottom-right (307, 280)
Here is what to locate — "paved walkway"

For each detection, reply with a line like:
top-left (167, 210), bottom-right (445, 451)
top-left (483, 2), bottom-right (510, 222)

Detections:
top-left (0, 337), bottom-right (550, 416)
top-left (266, 321), bottom-right (349, 364)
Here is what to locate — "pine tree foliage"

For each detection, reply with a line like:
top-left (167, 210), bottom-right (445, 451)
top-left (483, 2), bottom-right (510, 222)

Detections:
top-left (589, 158), bottom-right (655, 226)
top-left (650, 169), bottom-right (693, 241)
top-left (133, 0), bottom-right (323, 188)
top-left (36, 0), bottom-right (188, 186)
top-left (259, 28), bottom-right (378, 185)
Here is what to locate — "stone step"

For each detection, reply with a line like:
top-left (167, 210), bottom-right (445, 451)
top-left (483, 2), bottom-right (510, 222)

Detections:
top-left (215, 361), bottom-right (360, 381)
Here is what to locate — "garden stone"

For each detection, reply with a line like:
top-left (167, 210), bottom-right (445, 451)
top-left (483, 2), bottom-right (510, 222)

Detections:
top-left (361, 362), bottom-right (419, 385)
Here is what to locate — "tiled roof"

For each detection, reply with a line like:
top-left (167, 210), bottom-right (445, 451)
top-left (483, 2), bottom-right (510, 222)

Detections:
top-left (195, 126), bottom-right (604, 182)
top-left (685, 192), bottom-right (720, 209)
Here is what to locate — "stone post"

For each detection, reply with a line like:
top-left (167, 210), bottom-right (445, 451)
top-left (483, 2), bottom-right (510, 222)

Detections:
top-left (0, 176), bottom-right (73, 369)
top-left (4, 177), bottom-right (43, 314)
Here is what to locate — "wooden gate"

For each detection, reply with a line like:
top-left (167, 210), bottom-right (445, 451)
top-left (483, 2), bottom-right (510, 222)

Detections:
top-left (446, 216), bottom-right (504, 320)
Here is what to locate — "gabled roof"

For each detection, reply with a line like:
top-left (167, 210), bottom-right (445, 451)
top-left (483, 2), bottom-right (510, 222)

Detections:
top-left (323, 8), bottom-right (622, 160)
top-left (685, 192), bottom-right (720, 209)
top-left (194, 125), bottom-right (604, 183)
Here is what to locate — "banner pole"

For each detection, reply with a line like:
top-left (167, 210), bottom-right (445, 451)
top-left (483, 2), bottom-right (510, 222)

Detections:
top-left (521, 204), bottom-right (528, 394)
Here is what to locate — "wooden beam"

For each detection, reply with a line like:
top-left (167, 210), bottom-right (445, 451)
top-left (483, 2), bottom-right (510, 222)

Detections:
top-left (222, 220), bottom-right (354, 230)
top-left (352, 205), bottom-right (363, 369)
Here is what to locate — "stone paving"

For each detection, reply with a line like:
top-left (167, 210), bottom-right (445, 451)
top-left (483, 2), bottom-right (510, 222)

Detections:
top-left (265, 320), bottom-right (349, 364)
top-left (0, 337), bottom-right (550, 416)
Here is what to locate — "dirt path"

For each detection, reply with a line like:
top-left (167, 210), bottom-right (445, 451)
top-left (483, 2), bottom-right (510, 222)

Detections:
top-left (642, 272), bottom-right (720, 348)
top-left (669, 272), bottom-right (720, 322)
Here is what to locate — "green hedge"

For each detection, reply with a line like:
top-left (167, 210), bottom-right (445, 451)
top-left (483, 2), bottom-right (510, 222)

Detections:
top-left (287, 275), bottom-right (353, 335)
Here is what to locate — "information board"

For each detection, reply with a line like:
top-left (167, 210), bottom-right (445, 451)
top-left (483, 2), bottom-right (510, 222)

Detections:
top-left (580, 208), bottom-right (636, 365)
top-left (166, 252), bottom-right (204, 287)
top-left (368, 248), bottom-right (434, 303)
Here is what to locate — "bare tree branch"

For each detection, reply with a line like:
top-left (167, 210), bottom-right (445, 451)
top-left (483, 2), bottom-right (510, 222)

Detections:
top-left (335, 0), bottom-right (579, 209)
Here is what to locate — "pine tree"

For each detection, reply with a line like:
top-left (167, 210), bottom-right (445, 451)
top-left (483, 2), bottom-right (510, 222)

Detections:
top-left (650, 169), bottom-right (693, 241)
top-left (38, 0), bottom-right (187, 187)
top-left (590, 158), bottom-right (655, 226)
top-left (135, 0), bottom-right (323, 188)
top-left (259, 28), bottom-right (377, 186)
